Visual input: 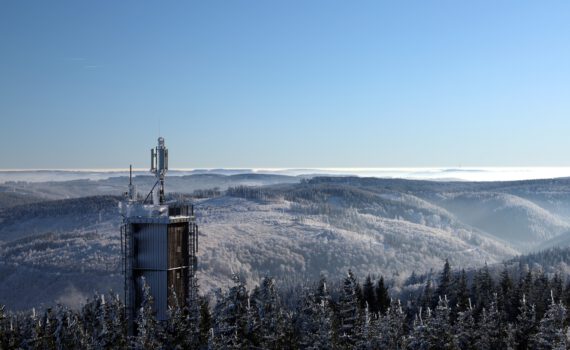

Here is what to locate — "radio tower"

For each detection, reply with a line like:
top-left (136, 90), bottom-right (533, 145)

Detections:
top-left (120, 137), bottom-right (199, 336)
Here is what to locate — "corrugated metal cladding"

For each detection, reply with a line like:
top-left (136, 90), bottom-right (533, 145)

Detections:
top-left (168, 222), bottom-right (189, 268)
top-left (135, 270), bottom-right (168, 321)
top-left (133, 223), bottom-right (168, 270)
top-left (128, 214), bottom-right (194, 323)
top-left (167, 268), bottom-right (189, 307)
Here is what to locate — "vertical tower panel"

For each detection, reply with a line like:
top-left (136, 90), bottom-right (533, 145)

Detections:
top-left (134, 223), bottom-right (168, 271)
top-left (168, 222), bottom-right (189, 268)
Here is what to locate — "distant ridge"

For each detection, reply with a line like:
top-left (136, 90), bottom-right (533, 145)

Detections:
top-left (3, 167), bottom-right (570, 183)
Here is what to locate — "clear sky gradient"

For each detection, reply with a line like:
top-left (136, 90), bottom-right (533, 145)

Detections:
top-left (1, 1), bottom-right (569, 169)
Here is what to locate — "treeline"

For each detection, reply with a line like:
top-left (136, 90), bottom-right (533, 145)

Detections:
top-left (0, 196), bottom-right (119, 225)
top-left (1, 261), bottom-right (570, 349)
top-left (226, 186), bottom-right (271, 201)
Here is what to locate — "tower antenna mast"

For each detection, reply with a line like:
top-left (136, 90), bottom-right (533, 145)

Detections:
top-left (149, 137), bottom-right (168, 204)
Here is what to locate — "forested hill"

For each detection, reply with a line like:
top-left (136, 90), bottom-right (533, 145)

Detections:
top-left (504, 247), bottom-right (570, 272)
top-left (4, 175), bottom-right (570, 310)
top-left (2, 247), bottom-right (570, 349)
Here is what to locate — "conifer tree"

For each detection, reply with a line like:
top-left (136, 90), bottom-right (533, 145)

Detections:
top-left (39, 307), bottom-right (57, 349)
top-left (338, 270), bottom-right (361, 348)
top-left (107, 292), bottom-right (127, 348)
top-left (475, 307), bottom-right (492, 350)
top-left (376, 276), bottom-right (390, 315)
top-left (186, 274), bottom-right (202, 348)
top-left (245, 293), bottom-right (261, 347)
top-left (296, 287), bottom-right (316, 349)
top-left (199, 296), bottom-right (212, 347)
top-left (563, 280), bottom-right (570, 309)
top-left (53, 304), bottom-right (78, 349)
top-left (4, 311), bottom-right (22, 349)
top-left (427, 297), bottom-right (454, 349)
top-left (0, 305), bottom-right (15, 349)
top-left (520, 270), bottom-right (533, 301)
top-left (475, 294), bottom-right (506, 350)
top-left (406, 307), bottom-right (430, 350)
top-left (315, 275), bottom-right (328, 304)
top-left (507, 275), bottom-right (522, 324)
top-left (505, 323), bottom-right (517, 350)
top-left (212, 274), bottom-right (249, 349)
top-left (355, 281), bottom-right (365, 310)
top-left (27, 307), bottom-right (41, 349)
top-left (133, 277), bottom-right (163, 349)
top-left (355, 302), bottom-right (371, 350)
top-left (551, 274), bottom-right (563, 304)
top-left (532, 292), bottom-right (567, 350)
top-left (254, 276), bottom-right (286, 349)
top-left (164, 287), bottom-right (188, 348)
top-left (362, 275), bottom-right (377, 315)
top-left (498, 268), bottom-right (514, 318)
top-left (435, 259), bottom-right (452, 303)
top-left (406, 297), bottom-right (454, 350)
top-left (378, 299), bottom-right (406, 349)
top-left (301, 277), bottom-right (335, 350)
top-left (473, 263), bottom-right (494, 314)
top-left (531, 273), bottom-right (550, 320)
top-left (80, 294), bottom-right (101, 346)
top-left (455, 270), bottom-right (469, 312)
top-left (421, 279), bottom-right (434, 311)
top-left (454, 299), bottom-right (476, 350)
top-left (0, 305), bottom-right (6, 348)
top-left (515, 294), bottom-right (536, 350)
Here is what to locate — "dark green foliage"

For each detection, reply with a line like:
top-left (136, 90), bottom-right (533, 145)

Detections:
top-left (473, 262), bottom-right (494, 315)
top-left (498, 268), bottom-right (516, 321)
top-left (532, 295), bottom-right (567, 349)
top-left (376, 276), bottom-right (391, 315)
top-left (435, 259), bottom-right (452, 302)
top-left (455, 269), bottom-right (469, 312)
top-left (475, 294), bottom-right (507, 350)
top-left (133, 278), bottom-right (162, 349)
top-left (212, 274), bottom-right (250, 349)
top-left (420, 278), bottom-right (434, 311)
top-left (362, 275), bottom-right (377, 315)
top-left (516, 294), bottom-right (537, 350)
top-left (338, 270), bottom-right (361, 348)
top-left (199, 296), bottom-right (212, 347)
top-left (454, 304), bottom-right (476, 350)
top-left (4, 253), bottom-right (570, 349)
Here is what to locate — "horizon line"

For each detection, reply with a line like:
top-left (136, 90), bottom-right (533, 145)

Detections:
top-left (3, 166), bottom-right (570, 172)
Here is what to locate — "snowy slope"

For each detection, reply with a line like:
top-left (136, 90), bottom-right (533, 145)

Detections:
top-left (2, 176), bottom-right (570, 310)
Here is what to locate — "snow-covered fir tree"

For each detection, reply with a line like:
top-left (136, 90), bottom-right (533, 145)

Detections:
top-left (427, 296), bottom-right (454, 349)
top-left (377, 298), bottom-right (406, 349)
top-left (212, 274), bottom-right (249, 349)
top-left (164, 287), bottom-right (190, 348)
top-left (253, 276), bottom-right (287, 348)
top-left (475, 294), bottom-right (506, 350)
top-left (532, 291), bottom-right (567, 350)
top-left (453, 299), bottom-right (476, 350)
top-left (515, 294), bottom-right (537, 350)
top-left (406, 307), bottom-right (430, 350)
top-left (6, 252), bottom-right (570, 349)
top-left (133, 277), bottom-right (163, 349)
top-left (337, 270), bottom-right (362, 348)
top-left (297, 276), bottom-right (334, 349)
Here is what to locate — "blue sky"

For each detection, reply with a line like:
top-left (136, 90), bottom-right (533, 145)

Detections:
top-left (1, 1), bottom-right (569, 168)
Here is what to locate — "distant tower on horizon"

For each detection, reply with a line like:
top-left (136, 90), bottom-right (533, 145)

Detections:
top-left (120, 137), bottom-right (199, 335)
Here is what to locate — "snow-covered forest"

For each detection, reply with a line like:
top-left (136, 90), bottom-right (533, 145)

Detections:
top-left (4, 175), bottom-right (570, 311)
top-left (2, 250), bottom-right (570, 349)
